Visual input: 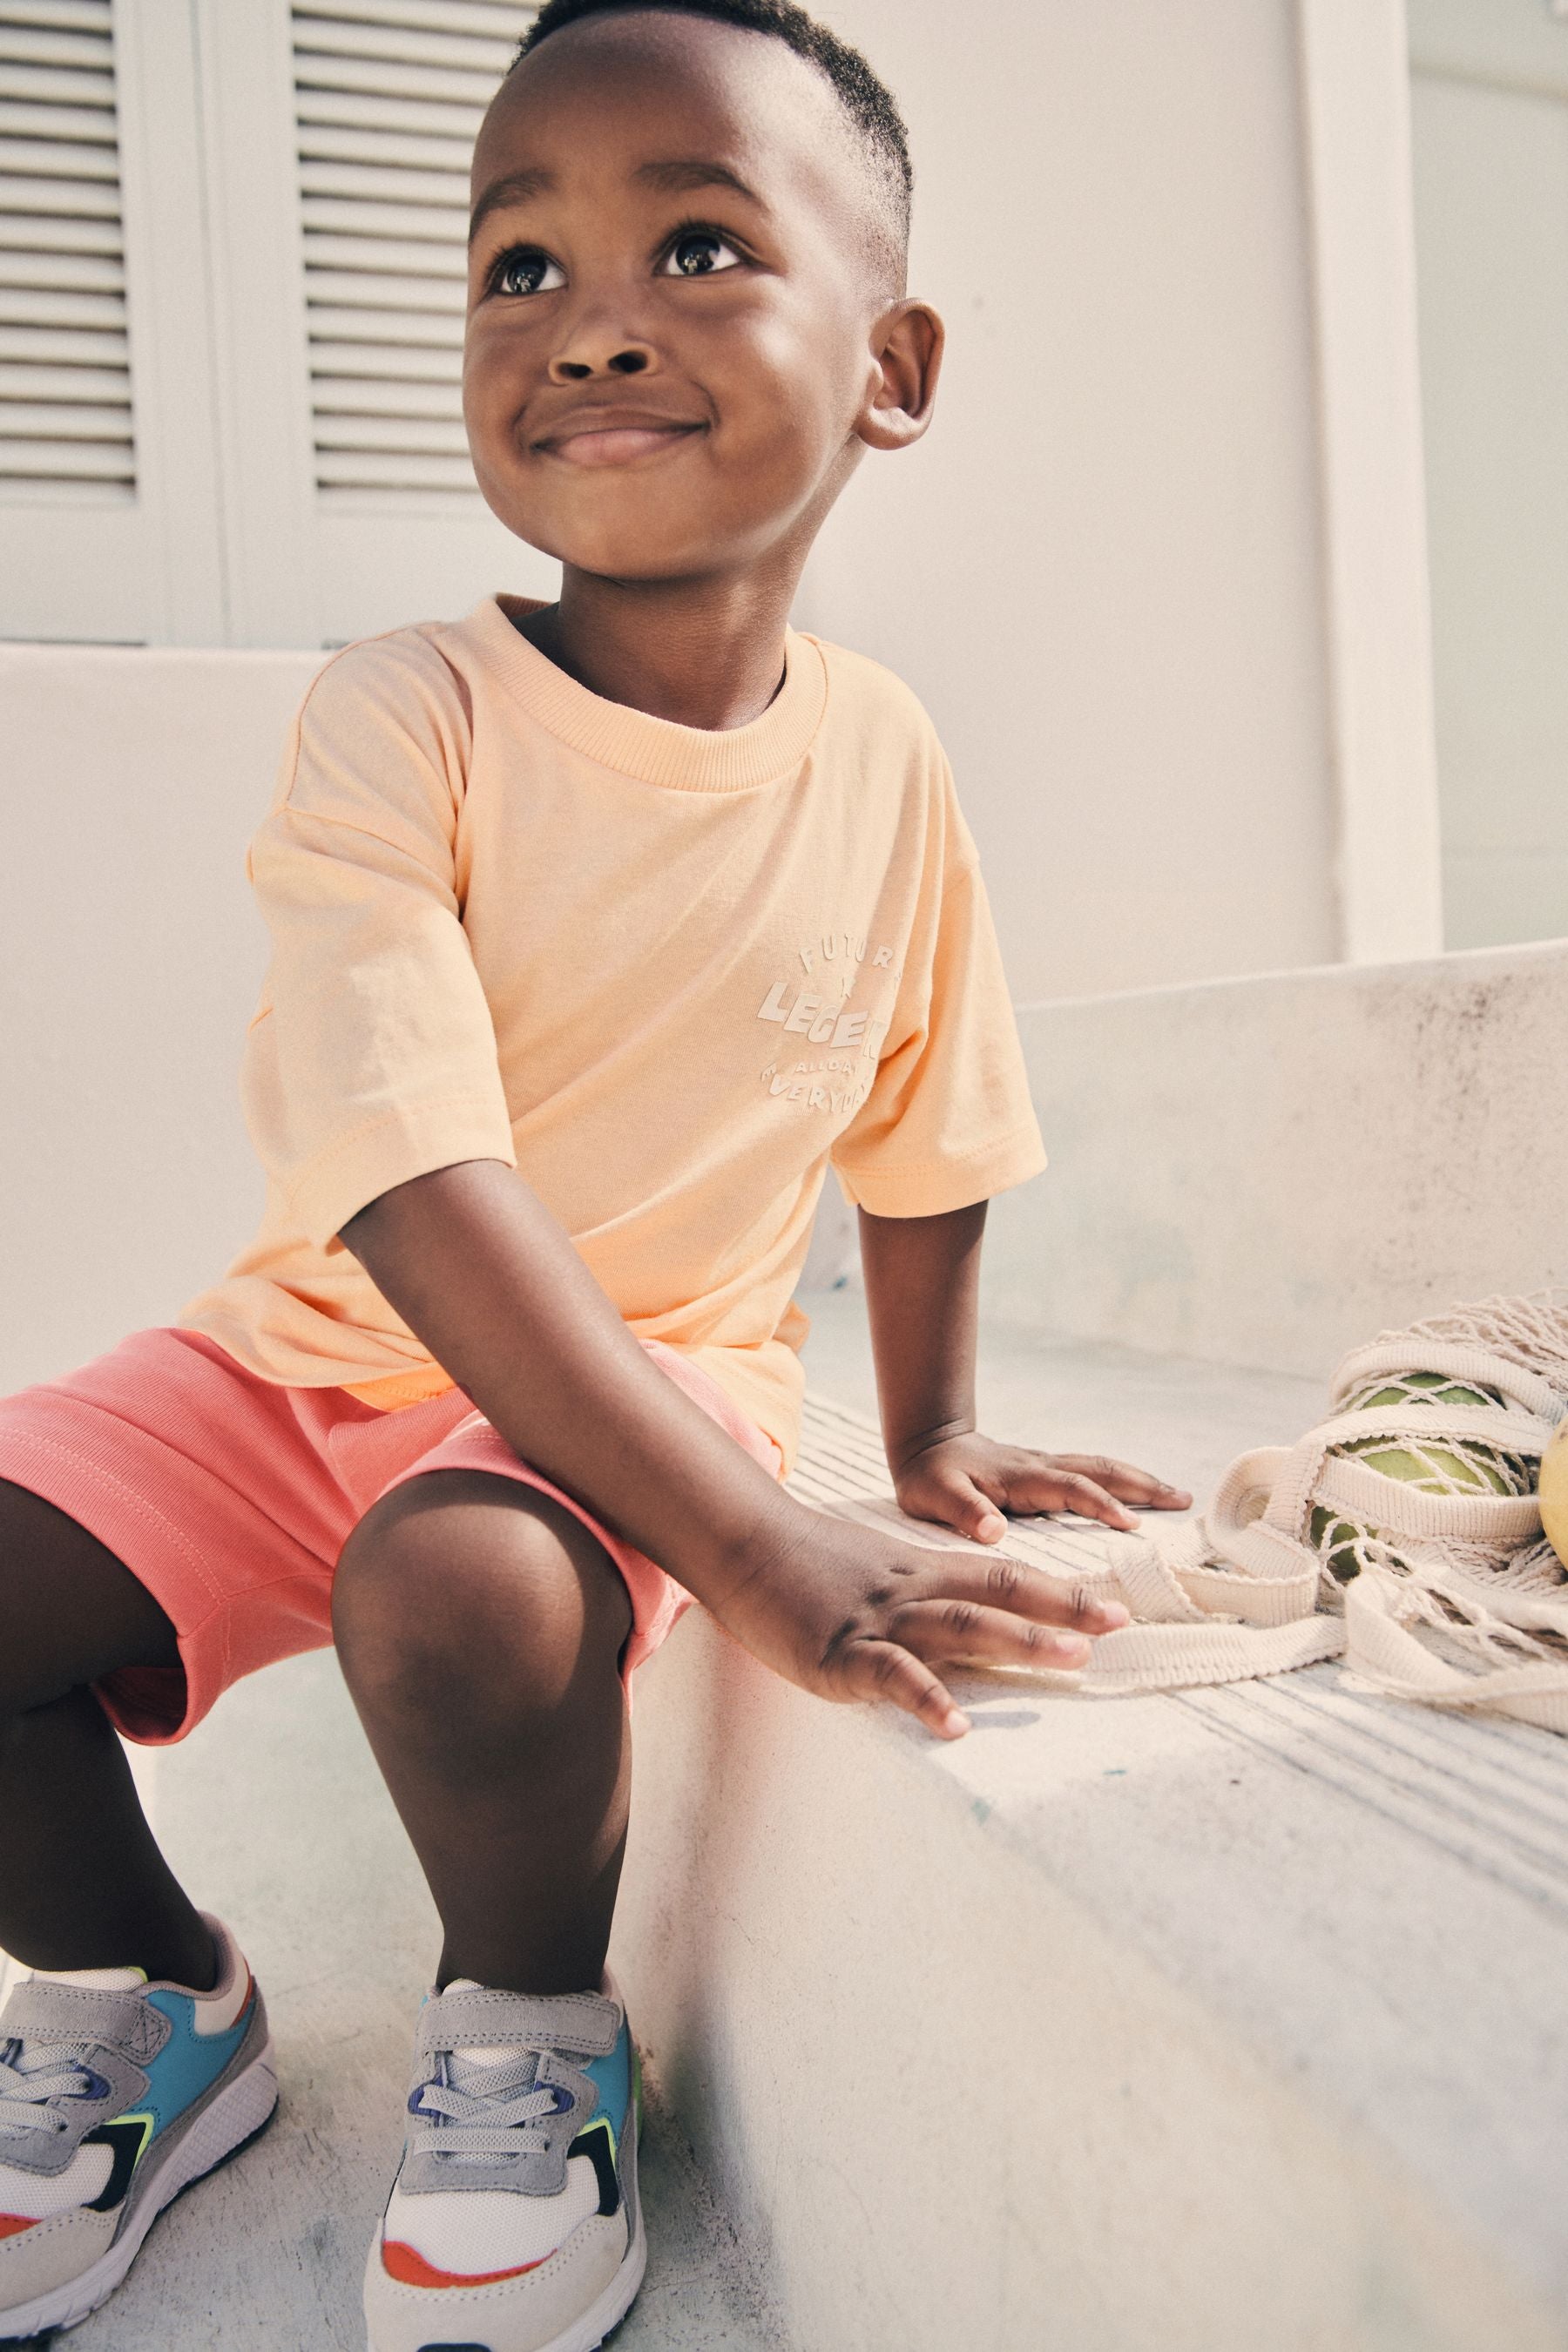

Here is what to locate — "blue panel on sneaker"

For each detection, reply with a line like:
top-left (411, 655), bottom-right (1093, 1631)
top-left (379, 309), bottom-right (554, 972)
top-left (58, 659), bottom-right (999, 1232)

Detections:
top-left (580, 2026), bottom-right (632, 2142)
top-left (141, 1990), bottom-right (255, 2141)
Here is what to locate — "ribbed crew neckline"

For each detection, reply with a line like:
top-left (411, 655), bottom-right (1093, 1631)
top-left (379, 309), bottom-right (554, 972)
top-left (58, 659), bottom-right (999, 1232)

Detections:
top-left (463, 591), bottom-right (828, 794)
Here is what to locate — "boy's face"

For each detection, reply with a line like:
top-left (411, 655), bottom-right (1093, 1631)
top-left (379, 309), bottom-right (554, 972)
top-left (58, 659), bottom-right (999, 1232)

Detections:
top-left (463, 12), bottom-right (936, 584)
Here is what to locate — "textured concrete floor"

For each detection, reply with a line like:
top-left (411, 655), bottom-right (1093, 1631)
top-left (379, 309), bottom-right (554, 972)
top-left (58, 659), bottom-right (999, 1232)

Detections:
top-left (37, 1646), bottom-right (778, 2350)
top-left (798, 1276), bottom-right (1326, 1494)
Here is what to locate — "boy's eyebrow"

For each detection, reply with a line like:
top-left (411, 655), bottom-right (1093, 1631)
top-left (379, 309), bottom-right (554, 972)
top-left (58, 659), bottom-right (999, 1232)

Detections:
top-left (470, 168), bottom-right (555, 246)
top-left (634, 159), bottom-right (764, 206)
top-left (468, 159), bottom-right (762, 248)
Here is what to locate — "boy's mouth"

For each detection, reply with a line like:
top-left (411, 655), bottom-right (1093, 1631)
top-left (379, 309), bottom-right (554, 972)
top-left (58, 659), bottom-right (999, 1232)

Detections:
top-left (531, 406), bottom-right (706, 468)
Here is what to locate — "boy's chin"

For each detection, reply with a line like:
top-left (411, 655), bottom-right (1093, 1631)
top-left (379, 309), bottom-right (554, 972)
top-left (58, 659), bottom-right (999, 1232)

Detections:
top-left (477, 481), bottom-right (774, 588)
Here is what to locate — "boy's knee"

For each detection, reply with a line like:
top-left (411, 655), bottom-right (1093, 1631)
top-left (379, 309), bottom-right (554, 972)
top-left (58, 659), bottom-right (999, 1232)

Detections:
top-left (332, 1470), bottom-right (630, 1724)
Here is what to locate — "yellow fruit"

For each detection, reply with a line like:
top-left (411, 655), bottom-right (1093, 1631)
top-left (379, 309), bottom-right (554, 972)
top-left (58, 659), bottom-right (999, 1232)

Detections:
top-left (1542, 1424), bottom-right (1568, 1571)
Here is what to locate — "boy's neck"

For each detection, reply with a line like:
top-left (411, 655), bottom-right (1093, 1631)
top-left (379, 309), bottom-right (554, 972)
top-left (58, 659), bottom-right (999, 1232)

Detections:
top-left (517, 564), bottom-right (797, 732)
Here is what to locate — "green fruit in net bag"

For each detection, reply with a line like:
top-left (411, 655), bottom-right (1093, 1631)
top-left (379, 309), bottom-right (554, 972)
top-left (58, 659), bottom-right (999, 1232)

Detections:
top-left (1337, 1374), bottom-right (1534, 1498)
top-left (1308, 1504), bottom-right (1376, 1584)
top-left (1309, 1373), bottom-right (1534, 1582)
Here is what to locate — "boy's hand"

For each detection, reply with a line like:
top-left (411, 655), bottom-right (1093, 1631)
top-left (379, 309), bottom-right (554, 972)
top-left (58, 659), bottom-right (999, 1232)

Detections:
top-left (891, 1431), bottom-right (1192, 1544)
top-left (713, 1512), bottom-right (1133, 1742)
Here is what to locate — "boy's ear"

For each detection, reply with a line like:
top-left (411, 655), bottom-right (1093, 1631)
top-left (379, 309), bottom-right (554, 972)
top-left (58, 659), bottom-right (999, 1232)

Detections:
top-left (858, 299), bottom-right (944, 453)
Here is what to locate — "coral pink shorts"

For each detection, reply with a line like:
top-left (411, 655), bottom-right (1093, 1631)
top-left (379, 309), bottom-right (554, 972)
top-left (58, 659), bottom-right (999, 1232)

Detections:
top-left (0, 1325), bottom-right (782, 1746)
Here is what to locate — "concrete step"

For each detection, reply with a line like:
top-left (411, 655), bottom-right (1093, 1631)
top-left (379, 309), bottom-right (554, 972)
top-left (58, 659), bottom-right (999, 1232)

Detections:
top-left (608, 1290), bottom-right (1568, 2352)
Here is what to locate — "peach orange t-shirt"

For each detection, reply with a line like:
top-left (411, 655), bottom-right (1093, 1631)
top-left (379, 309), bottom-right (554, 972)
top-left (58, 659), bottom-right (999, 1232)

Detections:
top-left (177, 594), bottom-right (1045, 1472)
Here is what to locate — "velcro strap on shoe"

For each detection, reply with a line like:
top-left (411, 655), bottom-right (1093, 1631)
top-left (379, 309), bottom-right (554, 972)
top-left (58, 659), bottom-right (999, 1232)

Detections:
top-left (0, 1982), bottom-right (169, 2065)
top-left (417, 1987), bottom-right (619, 2059)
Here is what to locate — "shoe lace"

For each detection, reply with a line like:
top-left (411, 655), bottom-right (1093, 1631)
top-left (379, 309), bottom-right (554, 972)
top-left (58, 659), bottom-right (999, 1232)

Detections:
top-left (0, 2039), bottom-right (98, 2139)
top-left (409, 2047), bottom-right (571, 2167)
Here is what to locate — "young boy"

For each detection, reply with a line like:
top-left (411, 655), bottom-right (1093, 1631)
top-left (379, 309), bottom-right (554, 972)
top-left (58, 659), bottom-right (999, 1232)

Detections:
top-left (0, 4), bottom-right (1190, 2345)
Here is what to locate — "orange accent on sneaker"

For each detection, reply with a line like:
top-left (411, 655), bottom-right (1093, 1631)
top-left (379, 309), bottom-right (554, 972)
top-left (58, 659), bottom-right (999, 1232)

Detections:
top-left (0, 2216), bottom-right (40, 2240)
top-left (382, 2239), bottom-right (551, 2289)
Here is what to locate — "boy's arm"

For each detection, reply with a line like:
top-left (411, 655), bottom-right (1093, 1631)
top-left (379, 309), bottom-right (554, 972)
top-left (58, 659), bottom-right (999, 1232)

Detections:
top-left (340, 1159), bottom-right (1132, 1739)
top-left (857, 1201), bottom-right (1192, 1538)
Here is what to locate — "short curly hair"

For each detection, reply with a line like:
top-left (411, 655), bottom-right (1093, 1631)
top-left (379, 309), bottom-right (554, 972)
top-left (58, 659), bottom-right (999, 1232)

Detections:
top-left (512, 0), bottom-right (911, 255)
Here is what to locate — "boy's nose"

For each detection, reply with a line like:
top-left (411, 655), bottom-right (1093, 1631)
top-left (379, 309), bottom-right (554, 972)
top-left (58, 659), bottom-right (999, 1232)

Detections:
top-left (549, 341), bottom-right (654, 384)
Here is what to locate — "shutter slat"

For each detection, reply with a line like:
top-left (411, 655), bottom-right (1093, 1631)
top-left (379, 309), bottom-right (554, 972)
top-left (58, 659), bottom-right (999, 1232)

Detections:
top-left (305, 265), bottom-right (464, 316)
top-left (0, 282), bottom-right (123, 327)
top-left (0, 395), bottom-right (130, 436)
top-left (2, 5), bottom-right (113, 33)
top-left (293, 17), bottom-right (515, 75)
top-left (315, 446), bottom-right (476, 490)
top-left (311, 340), bottom-right (461, 383)
top-left (298, 157), bottom-right (469, 209)
top-left (0, 355), bottom-right (127, 399)
top-left (315, 412), bottom-right (470, 454)
top-left (304, 227), bottom-right (463, 279)
top-left (311, 372), bottom-right (459, 418)
top-left (295, 0), bottom-right (523, 42)
top-left (0, 170), bottom-right (119, 217)
top-left (0, 432), bottom-right (132, 479)
top-left (0, 200), bottom-right (118, 248)
top-left (300, 191), bottom-right (464, 244)
top-left (0, 134), bottom-right (118, 181)
top-left (0, 319), bottom-right (125, 363)
top-left (0, 72), bottom-right (114, 114)
top-left (0, 28), bottom-right (113, 70)
top-left (297, 119), bottom-right (472, 174)
top-left (0, 0), bottom-right (132, 495)
top-left (294, 52), bottom-right (501, 108)
top-left (292, 7), bottom-right (539, 498)
top-left (0, 244), bottom-right (121, 289)
top-left (296, 85), bottom-right (492, 140)
top-left (306, 301), bottom-right (461, 349)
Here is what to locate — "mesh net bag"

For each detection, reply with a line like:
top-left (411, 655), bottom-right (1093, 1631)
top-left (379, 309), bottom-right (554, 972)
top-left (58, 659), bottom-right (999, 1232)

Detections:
top-left (1065, 1290), bottom-right (1568, 1734)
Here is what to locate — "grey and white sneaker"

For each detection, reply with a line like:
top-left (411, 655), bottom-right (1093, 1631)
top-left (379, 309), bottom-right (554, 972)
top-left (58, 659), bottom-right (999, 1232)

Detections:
top-left (364, 1973), bottom-right (644, 2352)
top-left (0, 1914), bottom-right (276, 2338)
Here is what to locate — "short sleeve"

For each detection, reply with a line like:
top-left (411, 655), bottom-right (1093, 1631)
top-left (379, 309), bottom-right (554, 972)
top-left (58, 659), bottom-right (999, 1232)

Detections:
top-left (239, 636), bottom-right (517, 1253)
top-left (830, 819), bottom-right (1046, 1220)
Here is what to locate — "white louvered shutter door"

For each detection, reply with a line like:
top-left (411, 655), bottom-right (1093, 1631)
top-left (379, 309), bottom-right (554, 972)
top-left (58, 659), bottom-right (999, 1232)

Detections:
top-left (0, 0), bottom-right (132, 500)
top-left (0, 0), bottom-right (227, 642)
top-left (287, 1), bottom-right (552, 643)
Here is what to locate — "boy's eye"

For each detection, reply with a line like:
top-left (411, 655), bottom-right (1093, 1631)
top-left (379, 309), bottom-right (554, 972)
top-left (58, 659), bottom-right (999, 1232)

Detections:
top-left (494, 248), bottom-right (564, 298)
top-left (660, 231), bottom-right (741, 279)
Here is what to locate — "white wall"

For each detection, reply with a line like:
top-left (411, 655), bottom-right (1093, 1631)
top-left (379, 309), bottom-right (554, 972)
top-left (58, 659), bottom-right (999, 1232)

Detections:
top-left (798, 0), bottom-right (1342, 1004)
top-left (1407, 0), bottom-right (1568, 955)
top-left (0, 647), bottom-right (320, 1391)
top-left (983, 938), bottom-right (1568, 1378)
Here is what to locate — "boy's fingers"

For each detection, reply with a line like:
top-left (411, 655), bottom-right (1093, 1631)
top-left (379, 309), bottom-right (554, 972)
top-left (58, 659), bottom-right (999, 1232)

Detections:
top-left (1005, 1467), bottom-right (1139, 1531)
top-left (1046, 1454), bottom-right (1193, 1510)
top-left (929, 1550), bottom-right (1131, 1634)
top-left (839, 1639), bottom-right (970, 1738)
top-left (891, 1598), bottom-right (1093, 1672)
top-left (916, 1471), bottom-right (1005, 1543)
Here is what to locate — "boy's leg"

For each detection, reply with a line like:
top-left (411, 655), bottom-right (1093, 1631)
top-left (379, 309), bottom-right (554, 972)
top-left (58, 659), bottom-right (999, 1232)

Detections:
top-left (0, 1478), bottom-right (215, 1987)
top-left (334, 1472), bottom-right (646, 2352)
top-left (0, 1477), bottom-right (276, 2340)
top-left (332, 1469), bottom-right (633, 1993)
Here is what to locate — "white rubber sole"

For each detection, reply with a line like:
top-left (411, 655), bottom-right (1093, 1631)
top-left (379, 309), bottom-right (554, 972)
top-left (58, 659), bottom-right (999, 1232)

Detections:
top-left (0, 2037), bottom-right (279, 2340)
top-left (550, 2203), bottom-right (647, 2352)
top-left (366, 2124), bottom-right (648, 2352)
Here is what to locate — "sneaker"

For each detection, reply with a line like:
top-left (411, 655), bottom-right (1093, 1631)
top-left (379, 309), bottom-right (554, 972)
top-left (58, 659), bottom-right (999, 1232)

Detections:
top-left (364, 1974), bottom-right (645, 2352)
top-left (0, 1913), bottom-right (276, 2339)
